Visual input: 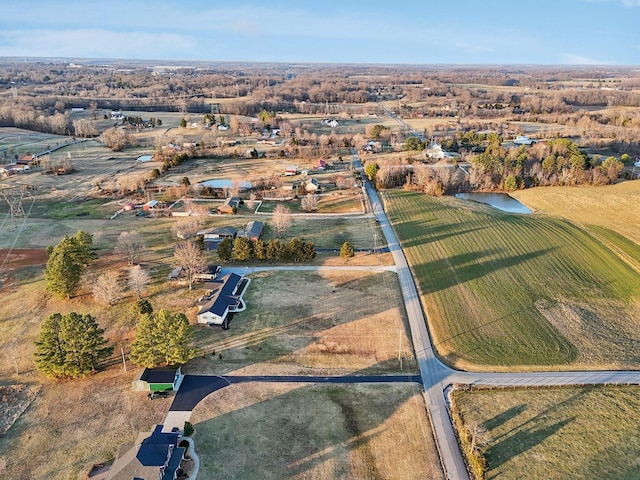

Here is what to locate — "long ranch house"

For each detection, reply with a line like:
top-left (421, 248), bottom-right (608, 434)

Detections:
top-left (197, 273), bottom-right (250, 327)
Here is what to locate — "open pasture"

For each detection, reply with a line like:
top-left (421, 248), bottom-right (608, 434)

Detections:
top-left (453, 386), bottom-right (640, 480)
top-left (0, 127), bottom-right (71, 158)
top-left (512, 181), bottom-right (640, 245)
top-left (191, 383), bottom-right (442, 480)
top-left (0, 267), bottom-right (416, 479)
top-left (384, 190), bottom-right (640, 370)
top-left (187, 270), bottom-right (415, 375)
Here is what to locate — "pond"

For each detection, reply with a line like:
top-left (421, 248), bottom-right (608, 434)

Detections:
top-left (199, 179), bottom-right (253, 189)
top-left (454, 192), bottom-right (532, 214)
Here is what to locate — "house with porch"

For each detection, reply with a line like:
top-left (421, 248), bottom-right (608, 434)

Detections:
top-left (106, 424), bottom-right (185, 480)
top-left (217, 197), bottom-right (240, 214)
top-left (197, 273), bottom-right (249, 327)
top-left (237, 220), bottom-right (264, 242)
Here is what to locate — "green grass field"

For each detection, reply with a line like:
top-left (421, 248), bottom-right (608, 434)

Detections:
top-left (453, 386), bottom-right (640, 479)
top-left (383, 190), bottom-right (640, 369)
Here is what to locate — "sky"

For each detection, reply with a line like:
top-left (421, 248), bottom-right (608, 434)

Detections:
top-left (0, 0), bottom-right (639, 65)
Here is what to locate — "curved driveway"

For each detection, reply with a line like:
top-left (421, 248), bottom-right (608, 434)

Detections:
top-left (364, 174), bottom-right (640, 479)
top-left (170, 374), bottom-right (422, 412)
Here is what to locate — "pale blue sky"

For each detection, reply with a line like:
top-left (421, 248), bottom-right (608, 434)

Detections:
top-left (0, 0), bottom-right (638, 64)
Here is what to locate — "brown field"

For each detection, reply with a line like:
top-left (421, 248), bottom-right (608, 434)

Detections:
top-left (187, 270), bottom-right (416, 376)
top-left (453, 386), bottom-right (640, 480)
top-left (191, 382), bottom-right (443, 480)
top-left (0, 253), bottom-right (418, 479)
top-left (512, 180), bottom-right (640, 245)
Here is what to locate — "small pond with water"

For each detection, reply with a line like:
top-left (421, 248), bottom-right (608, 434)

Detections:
top-left (454, 192), bottom-right (532, 214)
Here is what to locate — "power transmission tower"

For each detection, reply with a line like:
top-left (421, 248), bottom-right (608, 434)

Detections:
top-left (0, 189), bottom-right (30, 227)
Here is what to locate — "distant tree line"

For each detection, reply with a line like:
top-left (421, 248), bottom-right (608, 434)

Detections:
top-left (369, 136), bottom-right (625, 193)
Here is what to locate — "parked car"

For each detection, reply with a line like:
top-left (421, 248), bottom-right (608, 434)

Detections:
top-left (147, 390), bottom-right (171, 399)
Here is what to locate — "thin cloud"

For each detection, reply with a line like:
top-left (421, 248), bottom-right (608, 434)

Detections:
top-left (454, 42), bottom-right (494, 55)
top-left (0, 29), bottom-right (197, 59)
top-left (558, 53), bottom-right (608, 65)
top-left (622, 0), bottom-right (640, 5)
top-left (231, 20), bottom-right (259, 35)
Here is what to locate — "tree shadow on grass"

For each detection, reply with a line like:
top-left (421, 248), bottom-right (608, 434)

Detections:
top-left (485, 389), bottom-right (593, 471)
top-left (487, 417), bottom-right (574, 471)
top-left (414, 247), bottom-right (556, 294)
top-left (483, 404), bottom-right (528, 431)
top-left (401, 223), bottom-right (489, 249)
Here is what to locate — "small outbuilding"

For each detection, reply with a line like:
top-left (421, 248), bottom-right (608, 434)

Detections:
top-left (142, 200), bottom-right (159, 211)
top-left (217, 197), bottom-right (240, 214)
top-left (304, 178), bottom-right (320, 193)
top-left (132, 367), bottom-right (183, 392)
top-left (314, 159), bottom-right (327, 171)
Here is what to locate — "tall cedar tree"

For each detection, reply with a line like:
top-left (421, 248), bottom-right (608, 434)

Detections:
top-left (45, 232), bottom-right (93, 298)
top-left (232, 237), bottom-right (253, 261)
top-left (129, 310), bottom-right (196, 368)
top-left (34, 312), bottom-right (113, 379)
top-left (217, 237), bottom-right (233, 262)
top-left (340, 241), bottom-right (355, 260)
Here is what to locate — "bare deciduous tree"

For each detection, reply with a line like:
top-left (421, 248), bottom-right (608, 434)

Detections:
top-left (174, 241), bottom-right (208, 290)
top-left (72, 118), bottom-right (97, 138)
top-left (171, 217), bottom-right (201, 240)
top-left (116, 231), bottom-right (146, 265)
top-left (93, 270), bottom-right (124, 306)
top-left (271, 204), bottom-right (291, 237)
top-left (128, 265), bottom-right (150, 298)
top-left (99, 127), bottom-right (137, 151)
top-left (89, 100), bottom-right (98, 120)
top-left (467, 420), bottom-right (491, 454)
top-left (3, 341), bottom-right (30, 376)
top-left (301, 194), bottom-right (319, 212)
top-left (189, 201), bottom-right (210, 218)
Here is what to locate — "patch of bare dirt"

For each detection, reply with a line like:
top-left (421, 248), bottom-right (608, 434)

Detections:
top-left (0, 248), bottom-right (48, 271)
top-left (0, 384), bottom-right (39, 435)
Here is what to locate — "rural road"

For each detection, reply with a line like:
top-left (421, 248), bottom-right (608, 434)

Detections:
top-left (222, 264), bottom-right (397, 275)
top-left (362, 168), bottom-right (640, 479)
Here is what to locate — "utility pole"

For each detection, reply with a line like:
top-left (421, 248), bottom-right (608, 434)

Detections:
top-left (121, 343), bottom-right (127, 371)
top-left (398, 330), bottom-right (403, 370)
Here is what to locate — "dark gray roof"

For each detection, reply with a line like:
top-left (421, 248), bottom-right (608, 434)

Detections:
top-left (199, 273), bottom-right (242, 316)
top-left (140, 368), bottom-right (177, 384)
top-left (136, 425), bottom-right (179, 467)
top-left (198, 226), bottom-right (237, 237)
top-left (161, 447), bottom-right (186, 480)
top-left (238, 220), bottom-right (263, 239)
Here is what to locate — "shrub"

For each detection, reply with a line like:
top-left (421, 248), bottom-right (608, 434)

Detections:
top-left (183, 421), bottom-right (194, 437)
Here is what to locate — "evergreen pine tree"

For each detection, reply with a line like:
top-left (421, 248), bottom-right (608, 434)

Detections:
top-left (130, 310), bottom-right (195, 368)
top-left (34, 312), bottom-right (112, 379)
top-left (340, 242), bottom-right (355, 260)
